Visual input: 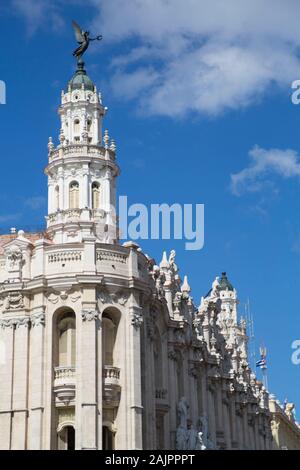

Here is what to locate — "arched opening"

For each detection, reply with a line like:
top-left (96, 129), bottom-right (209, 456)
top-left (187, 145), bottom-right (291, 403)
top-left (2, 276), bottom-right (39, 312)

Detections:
top-left (54, 185), bottom-right (60, 211)
top-left (57, 312), bottom-right (76, 367)
top-left (52, 309), bottom-right (76, 450)
top-left (69, 181), bottom-right (79, 209)
top-left (102, 425), bottom-right (115, 450)
top-left (58, 425), bottom-right (75, 450)
top-left (92, 182), bottom-right (100, 210)
top-left (87, 119), bottom-right (92, 132)
top-left (102, 310), bottom-right (119, 366)
top-left (74, 118), bottom-right (80, 134)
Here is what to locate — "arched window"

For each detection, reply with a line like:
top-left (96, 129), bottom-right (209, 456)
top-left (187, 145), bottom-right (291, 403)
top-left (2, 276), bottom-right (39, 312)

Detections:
top-left (92, 182), bottom-right (100, 209)
top-left (87, 119), bottom-right (92, 132)
top-left (69, 181), bottom-right (79, 209)
top-left (58, 425), bottom-right (75, 451)
top-left (74, 119), bottom-right (80, 134)
top-left (57, 313), bottom-right (76, 367)
top-left (103, 426), bottom-right (114, 450)
top-left (102, 314), bottom-right (116, 365)
top-left (54, 185), bottom-right (59, 211)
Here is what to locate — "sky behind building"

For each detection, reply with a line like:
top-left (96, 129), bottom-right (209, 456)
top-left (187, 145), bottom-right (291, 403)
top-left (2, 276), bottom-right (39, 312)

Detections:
top-left (1, 0), bottom-right (300, 413)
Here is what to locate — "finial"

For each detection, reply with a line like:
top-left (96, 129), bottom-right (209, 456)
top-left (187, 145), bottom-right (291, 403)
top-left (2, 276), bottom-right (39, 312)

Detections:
top-left (181, 275), bottom-right (191, 293)
top-left (159, 251), bottom-right (169, 269)
top-left (48, 137), bottom-right (54, 153)
top-left (103, 129), bottom-right (110, 149)
top-left (110, 139), bottom-right (116, 153)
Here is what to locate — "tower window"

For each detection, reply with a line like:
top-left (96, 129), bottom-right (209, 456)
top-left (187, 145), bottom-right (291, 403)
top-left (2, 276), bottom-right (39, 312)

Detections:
top-left (57, 313), bottom-right (76, 367)
top-left (92, 182), bottom-right (100, 209)
top-left (69, 181), bottom-right (79, 209)
top-left (54, 185), bottom-right (59, 211)
top-left (87, 119), bottom-right (92, 132)
top-left (74, 119), bottom-right (80, 134)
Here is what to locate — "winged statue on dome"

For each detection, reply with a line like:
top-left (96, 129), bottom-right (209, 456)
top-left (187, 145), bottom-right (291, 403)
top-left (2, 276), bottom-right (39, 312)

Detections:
top-left (72, 20), bottom-right (102, 63)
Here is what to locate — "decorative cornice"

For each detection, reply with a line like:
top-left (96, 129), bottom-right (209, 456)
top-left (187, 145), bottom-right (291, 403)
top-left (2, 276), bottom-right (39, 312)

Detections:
top-left (14, 317), bottom-right (30, 329)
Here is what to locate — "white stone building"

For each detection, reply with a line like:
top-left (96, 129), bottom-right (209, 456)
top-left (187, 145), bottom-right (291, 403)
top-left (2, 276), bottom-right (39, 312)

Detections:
top-left (0, 60), bottom-right (298, 450)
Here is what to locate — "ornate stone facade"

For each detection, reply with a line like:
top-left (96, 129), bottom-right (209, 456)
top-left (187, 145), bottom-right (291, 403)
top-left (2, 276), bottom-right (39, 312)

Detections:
top-left (0, 60), bottom-right (299, 450)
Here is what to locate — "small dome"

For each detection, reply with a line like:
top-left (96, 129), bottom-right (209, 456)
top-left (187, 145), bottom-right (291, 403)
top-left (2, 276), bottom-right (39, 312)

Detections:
top-left (68, 61), bottom-right (95, 92)
top-left (219, 272), bottom-right (234, 291)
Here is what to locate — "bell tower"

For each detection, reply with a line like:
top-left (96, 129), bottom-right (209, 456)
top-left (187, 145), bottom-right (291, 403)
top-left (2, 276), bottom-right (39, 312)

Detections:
top-left (45, 60), bottom-right (119, 245)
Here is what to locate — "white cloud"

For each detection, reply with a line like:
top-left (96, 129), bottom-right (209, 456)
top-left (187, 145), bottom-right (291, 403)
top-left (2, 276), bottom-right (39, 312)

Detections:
top-left (0, 214), bottom-right (21, 224)
top-left (88, 0), bottom-right (300, 116)
top-left (230, 146), bottom-right (300, 195)
top-left (24, 196), bottom-right (46, 210)
top-left (11, 0), bottom-right (64, 35)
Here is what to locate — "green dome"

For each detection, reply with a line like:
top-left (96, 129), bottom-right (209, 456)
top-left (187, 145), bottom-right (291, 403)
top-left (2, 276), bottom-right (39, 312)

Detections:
top-left (68, 61), bottom-right (95, 92)
top-left (219, 272), bottom-right (234, 291)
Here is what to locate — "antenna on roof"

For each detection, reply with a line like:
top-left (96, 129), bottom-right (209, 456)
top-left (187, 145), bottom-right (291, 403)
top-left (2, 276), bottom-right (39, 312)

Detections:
top-left (245, 298), bottom-right (256, 371)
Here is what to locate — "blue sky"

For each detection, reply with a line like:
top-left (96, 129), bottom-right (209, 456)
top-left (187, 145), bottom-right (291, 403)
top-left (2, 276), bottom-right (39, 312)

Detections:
top-left (1, 0), bottom-right (300, 412)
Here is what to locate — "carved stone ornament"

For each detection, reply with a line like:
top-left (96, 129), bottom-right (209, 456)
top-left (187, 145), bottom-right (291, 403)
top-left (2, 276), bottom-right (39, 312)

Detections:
top-left (6, 245), bottom-right (23, 270)
top-left (15, 316), bottom-right (31, 328)
top-left (2, 292), bottom-right (24, 311)
top-left (168, 348), bottom-right (177, 361)
top-left (31, 313), bottom-right (46, 327)
top-left (0, 316), bottom-right (30, 329)
top-left (98, 288), bottom-right (129, 306)
top-left (131, 311), bottom-right (143, 328)
top-left (81, 310), bottom-right (99, 322)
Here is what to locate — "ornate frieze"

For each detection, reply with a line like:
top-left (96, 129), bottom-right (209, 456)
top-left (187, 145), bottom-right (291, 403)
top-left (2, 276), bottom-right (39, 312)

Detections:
top-left (0, 316), bottom-right (30, 329)
top-left (98, 288), bottom-right (129, 306)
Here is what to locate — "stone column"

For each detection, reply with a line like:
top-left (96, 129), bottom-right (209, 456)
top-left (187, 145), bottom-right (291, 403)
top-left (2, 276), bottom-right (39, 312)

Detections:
top-left (96, 311), bottom-right (102, 450)
top-left (11, 317), bottom-right (30, 450)
top-left (58, 171), bottom-right (64, 211)
top-left (79, 309), bottom-right (99, 450)
top-left (28, 310), bottom-right (45, 450)
top-left (48, 184), bottom-right (53, 214)
top-left (127, 299), bottom-right (143, 449)
top-left (167, 348), bottom-right (178, 449)
top-left (0, 319), bottom-right (14, 449)
top-left (82, 166), bottom-right (89, 208)
top-left (223, 399), bottom-right (231, 450)
top-left (215, 380), bottom-right (224, 444)
top-left (229, 394), bottom-right (238, 449)
top-left (207, 383), bottom-right (216, 447)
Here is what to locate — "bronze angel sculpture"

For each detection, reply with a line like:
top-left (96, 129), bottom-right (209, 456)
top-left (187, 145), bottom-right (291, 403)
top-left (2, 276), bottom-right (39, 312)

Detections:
top-left (72, 20), bottom-right (102, 63)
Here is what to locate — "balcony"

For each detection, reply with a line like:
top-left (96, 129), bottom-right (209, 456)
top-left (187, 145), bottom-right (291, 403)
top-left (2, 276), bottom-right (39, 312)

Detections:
top-left (103, 365), bottom-right (121, 408)
top-left (53, 366), bottom-right (76, 407)
top-left (155, 388), bottom-right (169, 411)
